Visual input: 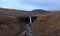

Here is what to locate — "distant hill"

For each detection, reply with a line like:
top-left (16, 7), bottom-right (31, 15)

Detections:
top-left (32, 9), bottom-right (48, 12)
top-left (31, 9), bottom-right (50, 14)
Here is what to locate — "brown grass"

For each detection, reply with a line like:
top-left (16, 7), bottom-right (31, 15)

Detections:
top-left (0, 16), bottom-right (28, 36)
top-left (31, 13), bottom-right (60, 36)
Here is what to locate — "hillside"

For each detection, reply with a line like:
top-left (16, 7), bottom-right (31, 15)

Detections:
top-left (31, 11), bottom-right (60, 36)
top-left (0, 8), bottom-right (49, 36)
top-left (0, 8), bottom-right (49, 18)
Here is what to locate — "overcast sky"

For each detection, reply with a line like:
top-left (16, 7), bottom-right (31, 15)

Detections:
top-left (0, 0), bottom-right (60, 11)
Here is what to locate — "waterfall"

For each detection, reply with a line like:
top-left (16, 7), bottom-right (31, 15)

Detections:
top-left (29, 17), bottom-right (32, 23)
top-left (19, 17), bottom-right (33, 36)
top-left (27, 17), bottom-right (32, 36)
top-left (18, 17), bottom-right (33, 36)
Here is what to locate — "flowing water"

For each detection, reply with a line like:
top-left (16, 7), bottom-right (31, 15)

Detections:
top-left (29, 17), bottom-right (32, 24)
top-left (27, 17), bottom-right (32, 36)
top-left (18, 17), bottom-right (33, 36)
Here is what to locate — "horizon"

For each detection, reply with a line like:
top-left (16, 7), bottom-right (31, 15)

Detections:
top-left (0, 8), bottom-right (52, 12)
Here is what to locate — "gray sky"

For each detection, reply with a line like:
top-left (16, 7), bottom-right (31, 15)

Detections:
top-left (0, 0), bottom-right (60, 11)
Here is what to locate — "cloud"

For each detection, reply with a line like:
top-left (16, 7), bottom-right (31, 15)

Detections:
top-left (0, 0), bottom-right (39, 11)
top-left (0, 0), bottom-right (60, 11)
top-left (19, 0), bottom-right (60, 11)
